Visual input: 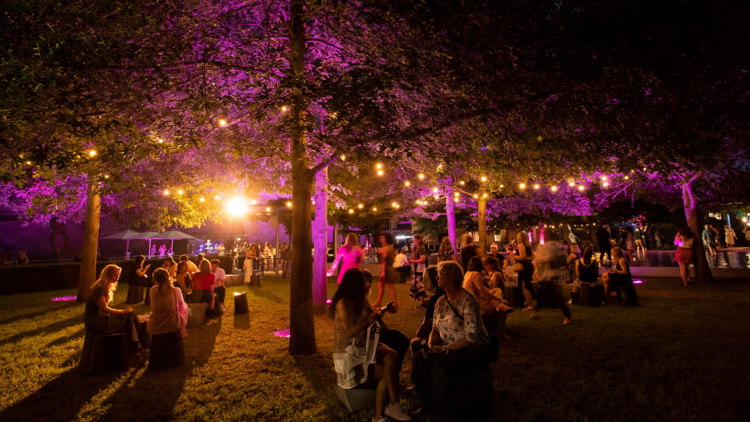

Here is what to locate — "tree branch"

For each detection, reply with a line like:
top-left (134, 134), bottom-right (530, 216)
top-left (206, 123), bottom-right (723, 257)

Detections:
top-left (308, 151), bottom-right (339, 177)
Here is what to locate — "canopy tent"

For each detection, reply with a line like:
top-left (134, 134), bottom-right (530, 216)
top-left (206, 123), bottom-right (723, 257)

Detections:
top-left (101, 230), bottom-right (142, 256)
top-left (144, 231), bottom-right (198, 255)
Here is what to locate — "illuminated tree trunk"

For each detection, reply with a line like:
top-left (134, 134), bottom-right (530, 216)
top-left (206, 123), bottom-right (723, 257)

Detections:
top-left (445, 183), bottom-right (457, 256)
top-left (77, 175), bottom-right (101, 302)
top-left (682, 180), bottom-right (714, 283)
top-left (477, 196), bottom-right (487, 254)
top-left (312, 166), bottom-right (329, 314)
top-left (288, 0), bottom-right (317, 355)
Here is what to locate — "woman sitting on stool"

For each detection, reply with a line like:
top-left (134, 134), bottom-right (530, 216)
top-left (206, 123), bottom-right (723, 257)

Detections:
top-left (602, 246), bottom-right (632, 300)
top-left (84, 264), bottom-right (146, 353)
top-left (330, 268), bottom-right (411, 422)
top-left (147, 268), bottom-right (188, 335)
top-left (191, 260), bottom-right (217, 326)
top-left (463, 256), bottom-right (513, 340)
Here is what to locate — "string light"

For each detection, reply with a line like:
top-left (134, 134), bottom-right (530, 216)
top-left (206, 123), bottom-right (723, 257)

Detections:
top-left (200, 197), bottom-right (205, 202)
top-left (568, 181), bottom-right (575, 187)
top-left (481, 176), bottom-right (487, 182)
top-left (432, 187), bottom-right (438, 193)
top-left (578, 185), bottom-right (585, 191)
top-left (281, 106), bottom-right (288, 112)
top-left (454, 192), bottom-right (460, 197)
top-left (533, 184), bottom-right (540, 190)
top-left (25, 161), bottom-right (31, 165)
top-left (215, 195), bottom-right (220, 200)
top-left (178, 190), bottom-right (184, 195)
top-left (340, 155), bottom-right (346, 161)
top-left (454, 198), bottom-right (459, 202)
top-left (405, 181), bottom-right (410, 187)
top-left (631, 170), bottom-right (635, 173)
top-left (500, 184), bottom-right (504, 188)
top-left (601, 175), bottom-right (607, 181)
top-left (219, 119), bottom-right (227, 126)
top-left (348, 209), bottom-right (354, 214)
top-left (603, 181), bottom-right (609, 187)
top-left (551, 186), bottom-right (558, 192)
top-left (250, 200), bottom-right (257, 205)
top-left (266, 207), bottom-right (271, 212)
top-left (460, 181), bottom-right (465, 185)
top-left (286, 202), bottom-right (292, 207)
top-left (377, 170), bottom-right (383, 176)
top-left (392, 202), bottom-right (398, 207)
top-left (104, 175), bottom-right (109, 179)
top-left (358, 204), bottom-right (363, 209)
top-left (473, 194), bottom-right (479, 198)
top-left (416, 200), bottom-right (421, 205)
top-left (372, 207), bottom-right (377, 211)
top-left (519, 183), bottom-right (526, 189)
top-left (624, 176), bottom-right (630, 180)
top-left (418, 174), bottom-right (425, 180)
top-left (434, 195), bottom-right (439, 200)
top-left (158, 139), bottom-right (164, 144)
top-left (482, 193), bottom-right (488, 198)
top-left (88, 150), bottom-right (97, 157)
top-left (376, 163), bottom-right (382, 169)
top-left (164, 190), bottom-right (170, 196)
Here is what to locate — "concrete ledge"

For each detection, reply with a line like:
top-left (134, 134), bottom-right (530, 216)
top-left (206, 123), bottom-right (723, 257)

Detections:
top-left (598, 266), bottom-right (750, 279)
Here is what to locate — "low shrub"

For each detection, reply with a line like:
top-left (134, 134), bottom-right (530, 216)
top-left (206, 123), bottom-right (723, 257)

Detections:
top-left (0, 255), bottom-right (234, 296)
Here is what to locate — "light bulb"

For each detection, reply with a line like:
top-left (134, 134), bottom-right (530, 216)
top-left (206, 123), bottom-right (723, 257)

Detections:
top-left (454, 198), bottom-right (459, 202)
top-left (454, 192), bottom-right (459, 196)
top-left (432, 187), bottom-right (438, 193)
top-left (481, 176), bottom-right (487, 182)
top-left (482, 193), bottom-right (488, 198)
top-left (178, 190), bottom-right (183, 195)
top-left (158, 139), bottom-right (164, 144)
top-left (578, 185), bottom-right (585, 191)
top-left (349, 209), bottom-right (354, 214)
top-left (266, 207), bottom-right (271, 212)
top-left (603, 181), bottom-right (609, 187)
top-left (601, 175), bottom-right (607, 180)
top-left (358, 204), bottom-right (363, 209)
top-left (250, 200), bottom-right (257, 205)
top-left (25, 161), bottom-right (31, 165)
top-left (104, 175), bottom-right (109, 179)
top-left (215, 195), bottom-right (220, 200)
top-left (200, 197), bottom-right (205, 202)
top-left (376, 163), bottom-right (382, 169)
top-left (473, 194), bottom-right (479, 198)
top-left (88, 150), bottom-right (97, 157)
top-left (519, 183), bottom-right (526, 189)
top-left (533, 184), bottom-right (540, 190)
top-left (372, 207), bottom-right (377, 211)
top-left (340, 155), bottom-right (346, 161)
top-left (434, 195), bottom-right (439, 199)
top-left (219, 119), bottom-right (227, 126)
top-left (281, 106), bottom-right (288, 112)
top-left (164, 190), bottom-right (169, 195)
top-left (624, 176), bottom-right (630, 180)
top-left (405, 181), bottom-right (410, 187)
top-left (460, 181), bottom-right (465, 185)
top-left (392, 202), bottom-right (397, 207)
top-left (377, 170), bottom-right (383, 176)
top-left (418, 174), bottom-right (425, 179)
top-left (286, 202), bottom-right (292, 207)
top-left (569, 181), bottom-right (575, 187)
top-left (551, 186), bottom-right (558, 192)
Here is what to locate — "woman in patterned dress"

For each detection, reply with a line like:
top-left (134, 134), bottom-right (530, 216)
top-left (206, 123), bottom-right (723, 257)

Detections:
top-left (409, 234), bottom-right (428, 310)
top-left (437, 236), bottom-right (455, 263)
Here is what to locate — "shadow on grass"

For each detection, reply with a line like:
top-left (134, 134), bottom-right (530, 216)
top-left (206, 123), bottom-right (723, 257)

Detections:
top-left (249, 287), bottom-right (284, 303)
top-left (0, 366), bottom-right (123, 421)
top-left (0, 303), bottom-right (72, 326)
top-left (233, 313), bottom-right (250, 330)
top-left (294, 354), bottom-right (347, 416)
top-left (0, 314), bottom-right (82, 348)
top-left (44, 327), bottom-right (86, 349)
top-left (99, 320), bottom-right (223, 421)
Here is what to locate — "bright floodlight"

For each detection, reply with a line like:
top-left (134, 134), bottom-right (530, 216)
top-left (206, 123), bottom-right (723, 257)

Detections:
top-left (226, 198), bottom-right (248, 216)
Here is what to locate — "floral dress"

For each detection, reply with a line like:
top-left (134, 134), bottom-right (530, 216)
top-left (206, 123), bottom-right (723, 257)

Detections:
top-left (409, 245), bottom-right (427, 301)
top-left (432, 290), bottom-right (488, 345)
top-left (438, 248), bottom-right (454, 262)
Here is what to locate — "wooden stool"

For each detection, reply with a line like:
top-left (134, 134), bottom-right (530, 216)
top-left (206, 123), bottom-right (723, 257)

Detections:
top-left (336, 377), bottom-right (378, 412)
top-left (187, 302), bottom-right (209, 327)
top-left (234, 292), bottom-right (249, 314)
top-left (249, 274), bottom-right (261, 286)
top-left (126, 284), bottom-right (144, 304)
top-left (138, 324), bottom-right (152, 349)
top-left (617, 285), bottom-right (640, 307)
top-left (79, 331), bottom-right (96, 368)
top-left (88, 333), bottom-right (128, 374)
top-left (148, 332), bottom-right (185, 371)
top-left (503, 285), bottom-right (521, 308)
top-left (579, 285), bottom-right (602, 307)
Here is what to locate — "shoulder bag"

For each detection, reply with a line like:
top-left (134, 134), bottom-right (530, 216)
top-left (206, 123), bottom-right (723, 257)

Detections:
top-left (444, 296), bottom-right (499, 363)
top-left (174, 290), bottom-right (189, 339)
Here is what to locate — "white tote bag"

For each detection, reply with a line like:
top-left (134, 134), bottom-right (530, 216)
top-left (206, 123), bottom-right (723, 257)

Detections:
top-left (365, 321), bottom-right (381, 364)
top-left (333, 340), bottom-right (368, 384)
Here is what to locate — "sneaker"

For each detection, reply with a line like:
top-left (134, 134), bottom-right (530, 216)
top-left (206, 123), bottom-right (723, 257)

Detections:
top-left (206, 319), bottom-right (215, 326)
top-left (385, 402), bottom-right (412, 421)
top-left (373, 417), bottom-right (388, 422)
top-left (414, 304), bottom-right (427, 310)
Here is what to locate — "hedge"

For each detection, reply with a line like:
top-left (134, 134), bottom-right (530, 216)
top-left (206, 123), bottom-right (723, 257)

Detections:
top-left (0, 255), bottom-right (235, 296)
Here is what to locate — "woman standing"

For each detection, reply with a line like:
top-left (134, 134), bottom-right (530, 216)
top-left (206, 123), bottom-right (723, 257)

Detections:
top-left (601, 247), bottom-right (632, 298)
top-left (373, 233), bottom-right (399, 309)
top-left (84, 264), bottom-right (145, 352)
top-left (409, 234), bottom-right (428, 310)
top-left (725, 226), bottom-right (737, 248)
top-left (330, 269), bottom-right (411, 422)
top-left (130, 255), bottom-right (151, 286)
top-left (625, 227), bottom-right (636, 260)
top-left (336, 233), bottom-right (364, 284)
top-left (511, 232), bottom-right (536, 311)
top-left (437, 236), bottom-right (455, 263)
top-left (674, 225), bottom-right (695, 286)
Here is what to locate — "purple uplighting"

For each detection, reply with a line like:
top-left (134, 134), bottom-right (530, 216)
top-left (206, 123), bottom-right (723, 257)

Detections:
top-left (633, 280), bottom-right (644, 284)
top-left (52, 296), bottom-right (76, 301)
top-left (326, 299), bottom-right (332, 304)
top-left (273, 329), bottom-right (291, 338)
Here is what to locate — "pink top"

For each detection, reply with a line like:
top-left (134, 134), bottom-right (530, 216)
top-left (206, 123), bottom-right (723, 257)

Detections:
top-left (147, 287), bottom-right (187, 335)
top-left (337, 245), bottom-right (364, 284)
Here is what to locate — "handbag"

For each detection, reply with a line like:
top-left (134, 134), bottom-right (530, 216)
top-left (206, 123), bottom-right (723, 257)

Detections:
top-left (332, 339), bottom-right (368, 386)
top-left (174, 290), bottom-right (188, 339)
top-left (444, 296), bottom-right (499, 363)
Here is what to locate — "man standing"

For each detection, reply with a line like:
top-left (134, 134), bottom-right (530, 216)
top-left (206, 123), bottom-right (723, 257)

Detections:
top-left (211, 259), bottom-right (226, 312)
top-left (702, 225), bottom-right (718, 256)
top-left (596, 225), bottom-right (612, 263)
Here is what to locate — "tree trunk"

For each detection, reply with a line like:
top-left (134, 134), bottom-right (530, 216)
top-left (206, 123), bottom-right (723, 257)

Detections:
top-left (682, 182), bottom-right (714, 283)
top-left (288, 0), bottom-right (317, 355)
top-left (445, 182), bottom-right (457, 257)
top-left (312, 166), bottom-right (329, 314)
top-left (77, 175), bottom-right (101, 302)
top-left (477, 197), bottom-right (487, 254)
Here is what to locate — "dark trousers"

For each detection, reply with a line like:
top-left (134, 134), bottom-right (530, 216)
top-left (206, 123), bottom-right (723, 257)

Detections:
top-left (215, 286), bottom-right (226, 307)
top-left (379, 329), bottom-right (410, 367)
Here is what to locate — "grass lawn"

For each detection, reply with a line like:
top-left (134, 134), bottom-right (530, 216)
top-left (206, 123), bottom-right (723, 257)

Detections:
top-left (0, 276), bottom-right (749, 421)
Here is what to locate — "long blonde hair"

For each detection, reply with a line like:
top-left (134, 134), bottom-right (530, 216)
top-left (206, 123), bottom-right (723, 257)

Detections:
top-left (440, 236), bottom-right (452, 252)
top-left (199, 259), bottom-right (211, 275)
top-left (91, 264), bottom-right (122, 303)
top-left (345, 233), bottom-right (358, 249)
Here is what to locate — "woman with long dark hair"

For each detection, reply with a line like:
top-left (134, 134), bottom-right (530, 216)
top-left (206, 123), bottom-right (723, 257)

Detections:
top-left (409, 234), bottom-right (428, 310)
top-left (330, 269), bottom-right (411, 422)
top-left (674, 225), bottom-right (695, 286)
top-left (373, 233), bottom-right (399, 309)
top-left (511, 232), bottom-right (535, 311)
top-left (602, 247), bottom-right (632, 299)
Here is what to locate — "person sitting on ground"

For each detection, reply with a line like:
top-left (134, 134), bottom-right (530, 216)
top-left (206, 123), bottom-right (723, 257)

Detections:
top-left (162, 256), bottom-right (177, 278)
top-left (459, 233), bottom-right (481, 271)
top-left (601, 246), bottom-right (632, 299)
top-left (84, 264), bottom-right (146, 353)
top-left (17, 251), bottom-right (29, 264)
top-left (411, 261), bottom-right (493, 421)
top-left (674, 225), bottom-right (695, 287)
top-left (147, 268), bottom-right (188, 335)
top-left (192, 260), bottom-right (218, 325)
top-left (174, 261), bottom-right (192, 301)
top-left (178, 254), bottom-right (199, 273)
top-left (210, 259), bottom-right (226, 312)
top-left (330, 268), bottom-right (412, 422)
